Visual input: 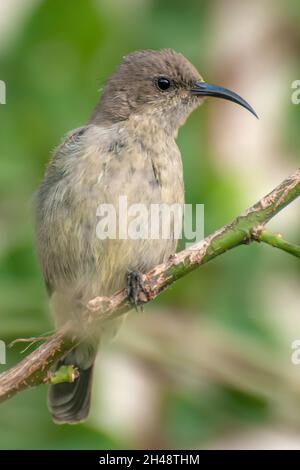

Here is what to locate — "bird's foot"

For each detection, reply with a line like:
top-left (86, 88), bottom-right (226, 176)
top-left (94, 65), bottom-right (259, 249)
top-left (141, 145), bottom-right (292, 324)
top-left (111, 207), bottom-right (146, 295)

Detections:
top-left (126, 270), bottom-right (148, 312)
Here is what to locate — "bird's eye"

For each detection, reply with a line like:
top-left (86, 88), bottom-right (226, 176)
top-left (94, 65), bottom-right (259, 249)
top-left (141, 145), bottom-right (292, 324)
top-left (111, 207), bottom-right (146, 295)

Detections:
top-left (156, 77), bottom-right (172, 91)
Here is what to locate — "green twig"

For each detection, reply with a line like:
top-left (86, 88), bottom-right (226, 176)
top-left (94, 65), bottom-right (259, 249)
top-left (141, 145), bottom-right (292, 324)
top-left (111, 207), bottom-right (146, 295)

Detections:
top-left (46, 365), bottom-right (79, 385)
top-left (255, 228), bottom-right (300, 259)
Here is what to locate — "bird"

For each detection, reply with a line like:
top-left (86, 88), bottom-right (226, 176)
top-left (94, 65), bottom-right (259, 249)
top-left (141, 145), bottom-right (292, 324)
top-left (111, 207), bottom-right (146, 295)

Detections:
top-left (35, 48), bottom-right (256, 424)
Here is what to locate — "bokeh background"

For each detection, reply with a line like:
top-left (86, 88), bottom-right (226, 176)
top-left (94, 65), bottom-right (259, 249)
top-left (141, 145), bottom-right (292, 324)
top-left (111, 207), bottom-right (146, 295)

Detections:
top-left (0, 0), bottom-right (299, 450)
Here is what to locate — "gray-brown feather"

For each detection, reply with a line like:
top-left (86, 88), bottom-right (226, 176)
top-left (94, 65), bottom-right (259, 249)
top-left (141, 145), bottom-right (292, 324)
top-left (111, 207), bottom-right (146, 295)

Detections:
top-left (35, 119), bottom-right (184, 327)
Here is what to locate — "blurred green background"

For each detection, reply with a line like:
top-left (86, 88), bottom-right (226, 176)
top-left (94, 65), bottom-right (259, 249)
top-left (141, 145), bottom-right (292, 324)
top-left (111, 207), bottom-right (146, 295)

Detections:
top-left (0, 0), bottom-right (300, 449)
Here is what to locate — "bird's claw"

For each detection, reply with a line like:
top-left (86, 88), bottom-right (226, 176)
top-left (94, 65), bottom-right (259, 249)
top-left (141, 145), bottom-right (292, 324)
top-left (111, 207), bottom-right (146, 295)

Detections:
top-left (126, 270), bottom-right (148, 312)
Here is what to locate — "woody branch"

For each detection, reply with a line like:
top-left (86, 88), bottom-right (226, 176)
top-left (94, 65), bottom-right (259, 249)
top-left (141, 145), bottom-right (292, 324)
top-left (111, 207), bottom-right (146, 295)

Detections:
top-left (0, 168), bottom-right (299, 403)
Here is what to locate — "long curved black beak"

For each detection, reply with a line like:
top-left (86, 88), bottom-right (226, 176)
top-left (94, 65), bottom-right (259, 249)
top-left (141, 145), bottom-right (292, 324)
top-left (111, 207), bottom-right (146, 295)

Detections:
top-left (191, 81), bottom-right (258, 118)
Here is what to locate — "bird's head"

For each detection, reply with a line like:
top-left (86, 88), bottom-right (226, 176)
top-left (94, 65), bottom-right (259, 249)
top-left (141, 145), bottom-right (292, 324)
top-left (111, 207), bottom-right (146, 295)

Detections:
top-left (92, 49), bottom-right (257, 134)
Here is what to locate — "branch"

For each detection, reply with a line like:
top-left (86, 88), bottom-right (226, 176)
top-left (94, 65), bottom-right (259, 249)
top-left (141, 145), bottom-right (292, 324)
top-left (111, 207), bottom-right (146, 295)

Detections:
top-left (253, 228), bottom-right (300, 259)
top-left (47, 365), bottom-right (79, 385)
top-left (0, 168), bottom-right (299, 403)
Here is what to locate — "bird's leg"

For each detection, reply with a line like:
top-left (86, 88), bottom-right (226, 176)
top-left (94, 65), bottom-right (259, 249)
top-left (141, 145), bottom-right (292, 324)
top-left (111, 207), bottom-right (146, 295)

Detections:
top-left (126, 270), bottom-right (149, 312)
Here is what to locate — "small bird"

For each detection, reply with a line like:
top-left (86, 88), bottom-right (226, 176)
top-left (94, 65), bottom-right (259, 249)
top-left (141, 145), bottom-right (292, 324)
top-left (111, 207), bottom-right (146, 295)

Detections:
top-left (35, 49), bottom-right (256, 424)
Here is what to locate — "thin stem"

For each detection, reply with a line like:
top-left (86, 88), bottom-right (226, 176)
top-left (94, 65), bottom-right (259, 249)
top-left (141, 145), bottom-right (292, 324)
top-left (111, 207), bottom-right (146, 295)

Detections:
top-left (46, 365), bottom-right (79, 385)
top-left (259, 229), bottom-right (300, 259)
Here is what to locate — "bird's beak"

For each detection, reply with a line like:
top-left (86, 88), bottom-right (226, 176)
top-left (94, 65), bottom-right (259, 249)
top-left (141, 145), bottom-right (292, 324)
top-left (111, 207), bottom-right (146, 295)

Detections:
top-left (191, 81), bottom-right (258, 118)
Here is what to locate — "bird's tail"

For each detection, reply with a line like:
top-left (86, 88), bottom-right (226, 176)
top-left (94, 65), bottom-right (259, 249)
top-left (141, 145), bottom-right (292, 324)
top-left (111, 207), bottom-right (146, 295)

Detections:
top-left (48, 343), bottom-right (96, 424)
